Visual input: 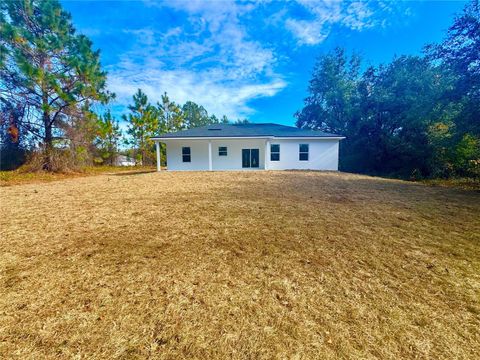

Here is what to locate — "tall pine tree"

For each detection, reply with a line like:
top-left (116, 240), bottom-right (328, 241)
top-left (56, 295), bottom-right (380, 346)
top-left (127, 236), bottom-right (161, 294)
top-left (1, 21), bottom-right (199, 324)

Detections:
top-left (123, 89), bottom-right (159, 165)
top-left (0, 0), bottom-right (111, 170)
top-left (96, 110), bottom-right (121, 165)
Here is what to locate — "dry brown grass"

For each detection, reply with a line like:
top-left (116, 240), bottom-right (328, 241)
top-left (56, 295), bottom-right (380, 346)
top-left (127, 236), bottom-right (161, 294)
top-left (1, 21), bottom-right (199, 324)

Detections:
top-left (0, 166), bottom-right (156, 187)
top-left (421, 177), bottom-right (480, 191)
top-left (0, 171), bottom-right (479, 359)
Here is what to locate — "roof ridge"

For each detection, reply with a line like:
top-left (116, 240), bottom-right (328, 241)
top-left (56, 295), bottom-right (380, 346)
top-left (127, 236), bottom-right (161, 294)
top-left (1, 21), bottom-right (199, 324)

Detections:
top-left (151, 122), bottom-right (344, 139)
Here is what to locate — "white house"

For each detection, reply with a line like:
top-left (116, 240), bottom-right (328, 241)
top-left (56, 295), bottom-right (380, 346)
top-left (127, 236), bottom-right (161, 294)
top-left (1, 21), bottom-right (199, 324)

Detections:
top-left (151, 123), bottom-right (344, 171)
top-left (113, 154), bottom-right (136, 166)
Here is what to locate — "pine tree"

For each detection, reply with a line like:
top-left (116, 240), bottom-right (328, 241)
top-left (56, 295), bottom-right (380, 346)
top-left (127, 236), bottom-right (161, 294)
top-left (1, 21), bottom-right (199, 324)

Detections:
top-left (157, 92), bottom-right (184, 132)
top-left (182, 101), bottom-right (210, 128)
top-left (96, 110), bottom-right (121, 165)
top-left (0, 0), bottom-right (111, 170)
top-left (123, 89), bottom-right (159, 165)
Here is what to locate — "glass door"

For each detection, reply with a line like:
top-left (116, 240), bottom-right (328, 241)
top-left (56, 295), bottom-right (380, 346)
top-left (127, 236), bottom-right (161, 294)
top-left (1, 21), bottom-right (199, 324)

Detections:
top-left (250, 149), bottom-right (259, 168)
top-left (242, 149), bottom-right (259, 168)
top-left (242, 149), bottom-right (251, 168)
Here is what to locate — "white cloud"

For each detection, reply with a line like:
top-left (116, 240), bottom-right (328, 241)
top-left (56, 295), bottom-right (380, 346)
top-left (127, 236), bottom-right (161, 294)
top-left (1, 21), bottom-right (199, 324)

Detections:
top-left (107, 0), bottom-right (411, 119)
top-left (286, 0), bottom-right (407, 45)
top-left (285, 19), bottom-right (327, 46)
top-left (108, 63), bottom-right (286, 119)
top-left (108, 0), bottom-right (286, 119)
top-left (343, 2), bottom-right (375, 30)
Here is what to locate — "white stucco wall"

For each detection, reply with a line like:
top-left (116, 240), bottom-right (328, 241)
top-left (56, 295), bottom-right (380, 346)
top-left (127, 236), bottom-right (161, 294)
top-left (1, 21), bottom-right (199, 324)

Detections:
top-left (165, 139), bottom-right (266, 171)
top-left (164, 138), bottom-right (339, 171)
top-left (267, 139), bottom-right (339, 171)
top-left (211, 139), bottom-right (266, 170)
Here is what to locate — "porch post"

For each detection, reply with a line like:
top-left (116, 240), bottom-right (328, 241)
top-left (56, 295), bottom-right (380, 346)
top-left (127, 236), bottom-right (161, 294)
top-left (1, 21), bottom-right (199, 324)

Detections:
top-left (208, 140), bottom-right (212, 171)
top-left (265, 139), bottom-right (270, 170)
top-left (155, 141), bottom-right (161, 172)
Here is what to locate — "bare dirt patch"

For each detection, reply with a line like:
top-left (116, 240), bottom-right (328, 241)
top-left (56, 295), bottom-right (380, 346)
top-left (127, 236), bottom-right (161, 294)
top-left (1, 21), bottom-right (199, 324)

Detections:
top-left (1, 171), bottom-right (479, 359)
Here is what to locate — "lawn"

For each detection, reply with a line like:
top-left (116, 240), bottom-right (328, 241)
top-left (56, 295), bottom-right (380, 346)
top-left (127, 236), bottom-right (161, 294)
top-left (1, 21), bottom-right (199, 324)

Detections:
top-left (0, 166), bottom-right (156, 186)
top-left (0, 171), bottom-right (479, 359)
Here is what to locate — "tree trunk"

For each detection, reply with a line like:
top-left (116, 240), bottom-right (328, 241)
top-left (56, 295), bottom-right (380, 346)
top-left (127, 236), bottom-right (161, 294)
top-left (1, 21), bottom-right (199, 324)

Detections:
top-left (41, 63), bottom-right (54, 171)
top-left (43, 107), bottom-right (53, 171)
top-left (141, 136), bottom-right (146, 166)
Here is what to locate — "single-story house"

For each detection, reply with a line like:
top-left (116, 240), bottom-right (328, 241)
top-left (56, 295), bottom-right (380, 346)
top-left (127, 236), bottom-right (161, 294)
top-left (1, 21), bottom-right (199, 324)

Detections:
top-left (113, 154), bottom-right (136, 166)
top-left (151, 123), bottom-right (344, 171)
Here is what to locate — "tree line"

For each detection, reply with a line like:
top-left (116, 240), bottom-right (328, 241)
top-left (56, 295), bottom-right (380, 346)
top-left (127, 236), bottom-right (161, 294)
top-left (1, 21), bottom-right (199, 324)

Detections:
top-left (123, 89), bottom-right (230, 166)
top-left (0, 0), bottom-right (233, 170)
top-left (296, 0), bottom-right (479, 179)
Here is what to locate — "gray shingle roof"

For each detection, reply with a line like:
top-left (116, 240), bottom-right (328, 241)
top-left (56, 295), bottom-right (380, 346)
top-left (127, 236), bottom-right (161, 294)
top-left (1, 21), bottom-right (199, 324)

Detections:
top-left (152, 123), bottom-right (342, 139)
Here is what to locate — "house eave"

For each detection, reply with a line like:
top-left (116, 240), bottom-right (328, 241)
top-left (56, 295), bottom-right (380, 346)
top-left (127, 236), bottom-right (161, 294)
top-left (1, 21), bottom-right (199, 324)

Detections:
top-left (151, 136), bottom-right (346, 141)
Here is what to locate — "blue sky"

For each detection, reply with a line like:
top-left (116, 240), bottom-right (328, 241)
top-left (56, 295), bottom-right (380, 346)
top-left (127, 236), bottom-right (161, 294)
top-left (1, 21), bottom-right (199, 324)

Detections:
top-left (61, 0), bottom-right (467, 126)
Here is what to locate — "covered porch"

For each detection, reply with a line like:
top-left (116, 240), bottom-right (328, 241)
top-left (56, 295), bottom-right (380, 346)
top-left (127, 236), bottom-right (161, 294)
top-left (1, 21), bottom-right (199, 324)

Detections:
top-left (154, 138), bottom-right (272, 171)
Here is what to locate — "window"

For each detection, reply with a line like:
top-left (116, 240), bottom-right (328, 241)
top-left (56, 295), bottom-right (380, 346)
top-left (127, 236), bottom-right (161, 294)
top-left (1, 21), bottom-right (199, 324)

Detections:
top-left (219, 146), bottom-right (228, 156)
top-left (270, 144), bottom-right (280, 161)
top-left (299, 144), bottom-right (309, 161)
top-left (182, 147), bottom-right (191, 162)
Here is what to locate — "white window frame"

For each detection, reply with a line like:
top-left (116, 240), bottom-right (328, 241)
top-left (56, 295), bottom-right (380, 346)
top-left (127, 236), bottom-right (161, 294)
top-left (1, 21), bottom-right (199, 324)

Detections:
top-left (299, 144), bottom-right (309, 161)
top-left (218, 146), bottom-right (228, 156)
top-left (270, 144), bottom-right (280, 161)
top-left (182, 146), bottom-right (191, 162)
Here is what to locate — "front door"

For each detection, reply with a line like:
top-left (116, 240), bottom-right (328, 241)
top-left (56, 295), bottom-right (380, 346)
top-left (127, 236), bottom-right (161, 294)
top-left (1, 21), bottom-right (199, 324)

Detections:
top-left (242, 149), bottom-right (259, 168)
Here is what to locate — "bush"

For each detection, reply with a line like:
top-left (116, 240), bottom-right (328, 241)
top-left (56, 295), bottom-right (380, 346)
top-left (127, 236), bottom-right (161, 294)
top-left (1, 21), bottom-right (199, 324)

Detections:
top-left (20, 148), bottom-right (81, 173)
top-left (0, 146), bottom-right (26, 170)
